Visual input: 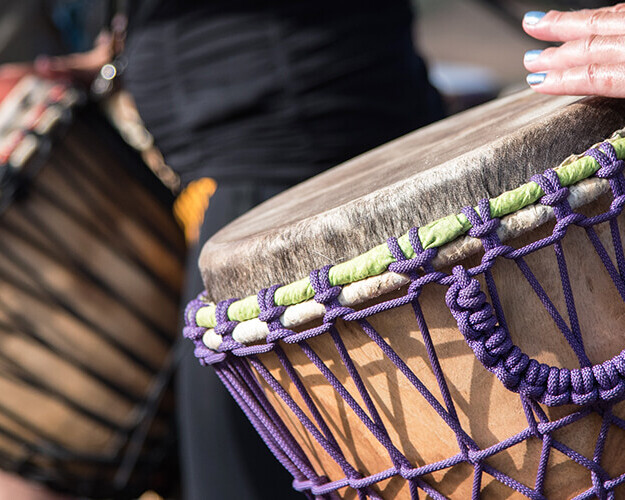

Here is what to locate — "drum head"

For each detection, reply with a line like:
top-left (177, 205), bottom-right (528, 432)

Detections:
top-left (200, 91), bottom-right (625, 302)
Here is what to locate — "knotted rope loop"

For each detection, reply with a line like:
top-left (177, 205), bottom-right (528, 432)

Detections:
top-left (194, 346), bottom-right (226, 366)
top-left (214, 298), bottom-right (239, 336)
top-left (310, 265), bottom-right (342, 305)
top-left (183, 292), bottom-right (229, 365)
top-left (387, 230), bottom-right (437, 275)
top-left (258, 284), bottom-right (287, 324)
top-left (446, 264), bottom-right (625, 407)
top-left (481, 244), bottom-right (515, 268)
top-left (553, 212), bottom-right (584, 231)
top-left (462, 199), bottom-right (501, 251)
top-left (310, 265), bottom-right (354, 324)
top-left (183, 292), bottom-right (208, 341)
top-left (531, 169), bottom-right (572, 220)
top-left (587, 141), bottom-right (625, 198)
top-left (256, 284), bottom-right (291, 347)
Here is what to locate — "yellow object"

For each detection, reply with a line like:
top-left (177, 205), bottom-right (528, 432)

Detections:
top-left (174, 177), bottom-right (218, 244)
top-left (138, 492), bottom-right (164, 500)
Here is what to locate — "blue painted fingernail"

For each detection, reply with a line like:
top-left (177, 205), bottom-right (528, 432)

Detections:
top-left (524, 49), bottom-right (543, 62)
top-left (524, 11), bottom-right (546, 25)
top-left (527, 72), bottom-right (547, 85)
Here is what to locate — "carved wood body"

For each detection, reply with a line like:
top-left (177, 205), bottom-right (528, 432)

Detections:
top-left (200, 91), bottom-right (625, 498)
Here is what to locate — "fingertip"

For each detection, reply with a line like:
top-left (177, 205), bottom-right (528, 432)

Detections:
top-left (523, 11), bottom-right (546, 27)
top-left (524, 50), bottom-right (543, 62)
top-left (526, 72), bottom-right (547, 86)
top-left (524, 49), bottom-right (544, 70)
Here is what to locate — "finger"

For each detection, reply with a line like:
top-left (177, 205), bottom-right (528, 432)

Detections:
top-left (526, 63), bottom-right (625, 98)
top-left (524, 35), bottom-right (625, 72)
top-left (523, 6), bottom-right (625, 42)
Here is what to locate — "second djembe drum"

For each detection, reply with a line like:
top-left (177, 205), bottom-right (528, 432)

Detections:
top-left (0, 75), bottom-right (186, 498)
top-left (186, 90), bottom-right (625, 499)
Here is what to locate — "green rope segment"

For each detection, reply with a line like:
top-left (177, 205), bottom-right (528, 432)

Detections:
top-left (196, 135), bottom-right (625, 329)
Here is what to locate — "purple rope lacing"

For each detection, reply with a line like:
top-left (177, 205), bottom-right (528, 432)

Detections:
top-left (184, 142), bottom-right (625, 499)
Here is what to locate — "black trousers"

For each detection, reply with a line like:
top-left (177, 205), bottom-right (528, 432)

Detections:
top-left (177, 183), bottom-right (301, 500)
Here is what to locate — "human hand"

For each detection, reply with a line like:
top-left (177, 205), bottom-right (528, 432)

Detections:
top-left (0, 31), bottom-right (113, 87)
top-left (33, 31), bottom-right (114, 85)
top-left (523, 5), bottom-right (625, 97)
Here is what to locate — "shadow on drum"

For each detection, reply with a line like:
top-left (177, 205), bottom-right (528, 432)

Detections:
top-left (253, 191), bottom-right (625, 499)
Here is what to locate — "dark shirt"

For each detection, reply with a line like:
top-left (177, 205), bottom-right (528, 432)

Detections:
top-left (123, 0), bottom-right (444, 187)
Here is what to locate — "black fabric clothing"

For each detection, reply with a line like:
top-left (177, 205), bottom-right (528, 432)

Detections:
top-left (123, 2), bottom-right (444, 499)
top-left (124, 0), bottom-right (443, 187)
top-left (178, 183), bottom-right (299, 500)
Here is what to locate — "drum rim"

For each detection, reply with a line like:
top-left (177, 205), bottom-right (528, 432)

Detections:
top-left (188, 128), bottom-right (625, 348)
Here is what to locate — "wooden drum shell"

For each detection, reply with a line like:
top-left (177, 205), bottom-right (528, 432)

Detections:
top-left (0, 100), bottom-right (185, 497)
top-left (197, 91), bottom-right (625, 499)
top-left (257, 193), bottom-right (625, 499)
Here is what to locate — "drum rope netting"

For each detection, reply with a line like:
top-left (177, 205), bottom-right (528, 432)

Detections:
top-left (185, 141), bottom-right (625, 499)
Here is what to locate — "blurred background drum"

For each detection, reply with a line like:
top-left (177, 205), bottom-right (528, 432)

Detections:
top-left (0, 74), bottom-right (185, 498)
top-left (189, 91), bottom-right (625, 498)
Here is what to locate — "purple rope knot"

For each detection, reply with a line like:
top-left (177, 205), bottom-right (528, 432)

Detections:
top-left (183, 292), bottom-right (209, 342)
top-left (462, 199), bottom-right (501, 250)
top-left (183, 325), bottom-right (206, 341)
top-left (596, 158), bottom-right (624, 180)
top-left (467, 217), bottom-right (499, 239)
top-left (611, 194), bottom-right (625, 214)
top-left (517, 359), bottom-right (550, 399)
top-left (587, 141), bottom-right (625, 197)
top-left (258, 284), bottom-right (287, 324)
top-left (531, 169), bottom-right (572, 220)
top-left (184, 292), bottom-right (207, 327)
top-left (387, 248), bottom-right (437, 274)
top-left (266, 327), bottom-right (296, 343)
top-left (447, 266), bottom-right (495, 344)
top-left (310, 265), bottom-right (342, 305)
top-left (588, 142), bottom-right (623, 178)
top-left (387, 228), bottom-right (437, 274)
top-left (482, 244), bottom-right (514, 266)
top-left (544, 367), bottom-right (571, 405)
top-left (539, 187), bottom-right (569, 207)
top-left (406, 280), bottom-right (424, 300)
top-left (194, 345), bottom-right (226, 366)
top-left (570, 367), bottom-right (599, 405)
top-left (551, 212), bottom-right (586, 240)
top-left (596, 360), bottom-right (625, 401)
top-left (322, 306), bottom-right (354, 324)
top-left (214, 298), bottom-right (239, 336)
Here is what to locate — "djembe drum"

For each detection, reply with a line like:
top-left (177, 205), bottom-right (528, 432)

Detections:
top-left (186, 90), bottom-right (625, 499)
top-left (0, 75), bottom-right (186, 497)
